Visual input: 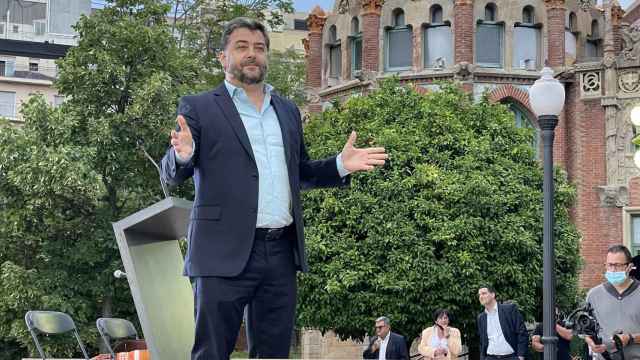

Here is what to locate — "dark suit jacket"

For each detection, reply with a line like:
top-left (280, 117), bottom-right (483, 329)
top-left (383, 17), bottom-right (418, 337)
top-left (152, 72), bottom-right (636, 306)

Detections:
top-left (363, 332), bottom-right (409, 360)
top-left (161, 84), bottom-right (349, 277)
top-left (477, 303), bottom-right (528, 360)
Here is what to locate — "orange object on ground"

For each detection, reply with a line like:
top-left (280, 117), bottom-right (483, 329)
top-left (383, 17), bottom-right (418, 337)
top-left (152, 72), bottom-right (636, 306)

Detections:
top-left (128, 350), bottom-right (150, 360)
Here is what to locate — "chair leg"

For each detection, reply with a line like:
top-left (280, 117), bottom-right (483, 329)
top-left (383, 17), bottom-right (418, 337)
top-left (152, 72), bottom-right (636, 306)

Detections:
top-left (28, 329), bottom-right (47, 360)
top-left (73, 330), bottom-right (91, 360)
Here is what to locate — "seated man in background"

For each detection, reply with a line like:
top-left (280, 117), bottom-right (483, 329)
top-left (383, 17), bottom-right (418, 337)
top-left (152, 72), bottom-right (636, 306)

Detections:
top-left (363, 316), bottom-right (409, 360)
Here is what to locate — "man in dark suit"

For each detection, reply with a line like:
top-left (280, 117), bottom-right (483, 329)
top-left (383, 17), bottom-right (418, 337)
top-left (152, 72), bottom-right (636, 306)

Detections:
top-left (477, 286), bottom-right (528, 360)
top-left (363, 316), bottom-right (409, 360)
top-left (161, 17), bottom-right (388, 360)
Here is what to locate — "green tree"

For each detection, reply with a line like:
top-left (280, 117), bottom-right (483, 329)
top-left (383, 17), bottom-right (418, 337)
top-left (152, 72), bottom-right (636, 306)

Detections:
top-left (0, 0), bottom-right (203, 356)
top-left (267, 48), bottom-right (307, 106)
top-left (297, 80), bottom-right (582, 356)
top-left (168, 0), bottom-right (295, 88)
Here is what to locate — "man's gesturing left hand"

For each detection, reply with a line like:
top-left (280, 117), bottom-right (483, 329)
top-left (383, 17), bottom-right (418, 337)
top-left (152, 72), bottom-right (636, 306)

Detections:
top-left (341, 131), bottom-right (388, 172)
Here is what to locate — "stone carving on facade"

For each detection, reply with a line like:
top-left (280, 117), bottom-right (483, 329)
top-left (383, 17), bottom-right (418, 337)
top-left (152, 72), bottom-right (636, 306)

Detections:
top-left (603, 53), bottom-right (617, 69)
top-left (618, 70), bottom-right (640, 94)
top-left (576, 0), bottom-right (594, 11)
top-left (453, 62), bottom-right (475, 81)
top-left (611, 4), bottom-right (624, 26)
top-left (543, 0), bottom-right (566, 10)
top-left (620, 24), bottom-right (640, 63)
top-left (361, 0), bottom-right (383, 15)
top-left (337, 0), bottom-right (349, 14)
top-left (581, 71), bottom-right (601, 97)
top-left (307, 6), bottom-right (327, 33)
top-left (597, 185), bottom-right (629, 207)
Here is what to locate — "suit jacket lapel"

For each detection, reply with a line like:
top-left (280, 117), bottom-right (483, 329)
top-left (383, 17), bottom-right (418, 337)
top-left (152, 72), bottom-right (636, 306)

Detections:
top-left (497, 305), bottom-right (510, 337)
top-left (270, 95), bottom-right (293, 165)
top-left (212, 84), bottom-right (256, 163)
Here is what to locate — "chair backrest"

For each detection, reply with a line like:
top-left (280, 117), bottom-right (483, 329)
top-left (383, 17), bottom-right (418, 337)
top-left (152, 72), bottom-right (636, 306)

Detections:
top-left (96, 317), bottom-right (139, 357)
top-left (24, 310), bottom-right (90, 360)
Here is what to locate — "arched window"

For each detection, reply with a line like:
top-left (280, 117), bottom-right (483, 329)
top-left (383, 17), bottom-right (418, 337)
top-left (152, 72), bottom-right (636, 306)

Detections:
top-left (329, 25), bottom-right (337, 43)
top-left (591, 19), bottom-right (599, 38)
top-left (568, 12), bottom-right (578, 32)
top-left (385, 9), bottom-right (412, 70)
top-left (522, 5), bottom-right (534, 24)
top-left (586, 19), bottom-right (602, 59)
top-left (424, 4), bottom-right (452, 68)
top-left (509, 102), bottom-right (539, 157)
top-left (430, 4), bottom-right (443, 24)
top-left (393, 8), bottom-right (405, 27)
top-left (513, 6), bottom-right (540, 70)
top-left (565, 12), bottom-right (578, 60)
top-left (477, 3), bottom-right (503, 67)
top-left (350, 17), bottom-right (362, 78)
top-left (328, 25), bottom-right (341, 79)
top-left (485, 3), bottom-right (497, 22)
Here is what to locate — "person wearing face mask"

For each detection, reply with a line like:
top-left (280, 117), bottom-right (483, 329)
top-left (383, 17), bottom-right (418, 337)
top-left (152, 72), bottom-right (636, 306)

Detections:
top-left (584, 244), bottom-right (640, 360)
top-left (418, 309), bottom-right (462, 360)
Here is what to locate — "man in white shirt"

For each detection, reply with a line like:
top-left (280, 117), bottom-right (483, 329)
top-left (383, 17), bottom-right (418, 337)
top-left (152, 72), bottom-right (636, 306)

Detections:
top-left (363, 316), bottom-right (409, 360)
top-left (477, 286), bottom-right (528, 360)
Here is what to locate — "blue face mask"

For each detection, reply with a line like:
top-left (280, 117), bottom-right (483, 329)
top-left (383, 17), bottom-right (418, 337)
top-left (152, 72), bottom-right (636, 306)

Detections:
top-left (605, 271), bottom-right (627, 285)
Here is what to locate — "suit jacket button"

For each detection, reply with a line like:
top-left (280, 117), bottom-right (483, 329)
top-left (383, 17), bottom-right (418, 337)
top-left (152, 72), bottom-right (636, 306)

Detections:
top-left (252, 208), bottom-right (257, 214)
top-left (252, 173), bottom-right (258, 179)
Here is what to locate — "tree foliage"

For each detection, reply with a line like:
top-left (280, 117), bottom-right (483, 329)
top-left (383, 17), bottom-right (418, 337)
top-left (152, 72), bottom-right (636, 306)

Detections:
top-left (267, 48), bottom-right (307, 106)
top-left (297, 80), bottom-right (582, 355)
top-left (0, 0), bottom-right (203, 356)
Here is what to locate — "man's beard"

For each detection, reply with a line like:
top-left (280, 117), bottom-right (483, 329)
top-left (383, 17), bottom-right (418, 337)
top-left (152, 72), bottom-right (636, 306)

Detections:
top-left (230, 59), bottom-right (268, 85)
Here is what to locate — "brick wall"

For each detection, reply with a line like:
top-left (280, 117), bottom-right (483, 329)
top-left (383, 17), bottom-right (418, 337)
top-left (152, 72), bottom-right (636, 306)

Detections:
top-left (564, 82), bottom-right (619, 288)
top-left (453, 0), bottom-right (473, 64)
top-left (362, 12), bottom-right (380, 72)
top-left (545, 2), bottom-right (566, 67)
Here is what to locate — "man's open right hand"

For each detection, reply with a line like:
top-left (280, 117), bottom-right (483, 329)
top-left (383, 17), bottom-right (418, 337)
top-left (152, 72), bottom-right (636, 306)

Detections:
top-left (171, 115), bottom-right (193, 159)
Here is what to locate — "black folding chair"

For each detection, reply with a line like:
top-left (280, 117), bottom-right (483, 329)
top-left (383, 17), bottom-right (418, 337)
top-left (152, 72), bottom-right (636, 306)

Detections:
top-left (96, 317), bottom-right (139, 358)
top-left (24, 310), bottom-right (90, 360)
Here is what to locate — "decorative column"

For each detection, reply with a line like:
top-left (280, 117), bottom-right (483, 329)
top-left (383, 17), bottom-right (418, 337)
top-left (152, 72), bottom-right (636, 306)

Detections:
top-left (453, 0), bottom-right (474, 65)
top-left (544, 0), bottom-right (566, 68)
top-left (360, 0), bottom-right (382, 73)
top-left (602, 0), bottom-right (622, 186)
top-left (305, 6), bottom-right (327, 114)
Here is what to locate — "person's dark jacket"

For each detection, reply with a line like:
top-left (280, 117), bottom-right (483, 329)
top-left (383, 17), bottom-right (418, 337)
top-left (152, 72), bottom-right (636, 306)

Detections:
top-left (363, 331), bottom-right (409, 360)
top-left (477, 303), bottom-right (528, 360)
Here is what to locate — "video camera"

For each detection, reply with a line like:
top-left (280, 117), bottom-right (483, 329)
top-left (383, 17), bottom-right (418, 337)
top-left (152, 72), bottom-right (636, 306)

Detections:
top-left (561, 302), bottom-right (601, 339)
top-left (562, 302), bottom-right (631, 360)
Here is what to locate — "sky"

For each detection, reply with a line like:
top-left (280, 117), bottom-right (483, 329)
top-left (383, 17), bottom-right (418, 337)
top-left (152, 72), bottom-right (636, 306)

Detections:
top-left (294, 0), bottom-right (333, 12)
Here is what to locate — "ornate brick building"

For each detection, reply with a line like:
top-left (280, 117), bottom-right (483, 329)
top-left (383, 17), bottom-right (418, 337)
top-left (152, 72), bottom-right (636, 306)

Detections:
top-left (301, 0), bottom-right (640, 289)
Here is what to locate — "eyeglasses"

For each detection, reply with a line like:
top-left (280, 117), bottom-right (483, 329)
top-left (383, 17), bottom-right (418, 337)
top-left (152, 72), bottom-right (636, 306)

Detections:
top-left (605, 263), bottom-right (629, 271)
top-left (375, 325), bottom-right (387, 330)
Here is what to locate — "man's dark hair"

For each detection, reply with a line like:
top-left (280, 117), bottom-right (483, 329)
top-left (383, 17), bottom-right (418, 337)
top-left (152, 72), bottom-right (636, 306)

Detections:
top-left (433, 309), bottom-right (452, 323)
top-left (221, 17), bottom-right (270, 51)
top-left (607, 244), bottom-right (633, 263)
top-left (479, 285), bottom-right (496, 294)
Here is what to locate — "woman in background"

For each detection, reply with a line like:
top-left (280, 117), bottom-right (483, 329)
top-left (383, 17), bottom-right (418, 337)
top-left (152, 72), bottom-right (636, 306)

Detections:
top-left (418, 309), bottom-right (462, 360)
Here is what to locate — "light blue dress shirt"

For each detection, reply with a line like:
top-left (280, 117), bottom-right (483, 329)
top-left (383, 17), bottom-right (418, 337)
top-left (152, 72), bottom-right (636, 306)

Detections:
top-left (175, 81), bottom-right (350, 228)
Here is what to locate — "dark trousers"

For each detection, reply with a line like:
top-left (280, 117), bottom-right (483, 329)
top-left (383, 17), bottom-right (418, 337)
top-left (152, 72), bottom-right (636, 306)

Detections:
top-left (191, 227), bottom-right (297, 360)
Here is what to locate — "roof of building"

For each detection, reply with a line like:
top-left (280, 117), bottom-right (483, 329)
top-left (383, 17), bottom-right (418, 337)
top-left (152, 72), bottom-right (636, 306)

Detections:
top-left (0, 38), bottom-right (72, 60)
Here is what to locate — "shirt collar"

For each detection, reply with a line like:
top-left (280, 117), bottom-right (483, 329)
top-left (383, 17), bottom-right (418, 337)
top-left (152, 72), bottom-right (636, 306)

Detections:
top-left (224, 80), bottom-right (273, 98)
top-left (485, 302), bottom-right (498, 314)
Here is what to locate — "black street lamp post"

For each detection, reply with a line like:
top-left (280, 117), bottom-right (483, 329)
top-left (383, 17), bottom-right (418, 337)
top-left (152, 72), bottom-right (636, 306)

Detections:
top-left (529, 67), bottom-right (565, 360)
